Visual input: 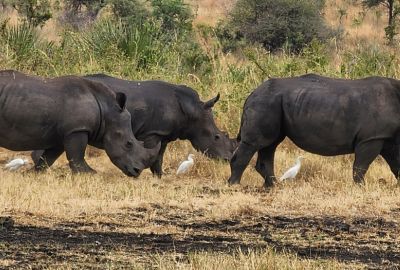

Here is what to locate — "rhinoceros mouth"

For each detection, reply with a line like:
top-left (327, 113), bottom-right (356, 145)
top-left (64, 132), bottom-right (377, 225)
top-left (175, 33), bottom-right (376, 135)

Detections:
top-left (124, 166), bottom-right (141, 178)
top-left (203, 150), bottom-right (231, 162)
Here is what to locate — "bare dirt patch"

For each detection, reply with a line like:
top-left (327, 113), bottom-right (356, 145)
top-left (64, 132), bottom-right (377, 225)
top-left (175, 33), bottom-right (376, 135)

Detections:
top-left (1, 205), bottom-right (399, 269)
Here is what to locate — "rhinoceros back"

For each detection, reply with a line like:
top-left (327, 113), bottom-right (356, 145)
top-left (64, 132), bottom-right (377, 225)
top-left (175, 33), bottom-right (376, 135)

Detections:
top-left (242, 74), bottom-right (400, 156)
top-left (0, 71), bottom-right (99, 150)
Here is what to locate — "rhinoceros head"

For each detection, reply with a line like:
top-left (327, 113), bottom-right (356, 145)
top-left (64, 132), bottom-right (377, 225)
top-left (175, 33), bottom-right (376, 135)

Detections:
top-left (181, 93), bottom-right (237, 161)
top-left (103, 92), bottom-right (160, 177)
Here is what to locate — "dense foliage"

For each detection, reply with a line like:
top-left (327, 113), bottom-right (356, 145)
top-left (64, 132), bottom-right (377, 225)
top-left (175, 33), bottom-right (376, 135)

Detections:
top-left (223, 0), bottom-right (333, 52)
top-left (7, 0), bottom-right (52, 27)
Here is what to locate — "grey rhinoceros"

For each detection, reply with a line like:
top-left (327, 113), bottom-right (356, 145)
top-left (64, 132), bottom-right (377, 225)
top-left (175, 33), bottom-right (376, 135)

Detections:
top-left (34, 74), bottom-right (237, 177)
top-left (229, 74), bottom-right (400, 187)
top-left (0, 70), bottom-right (159, 176)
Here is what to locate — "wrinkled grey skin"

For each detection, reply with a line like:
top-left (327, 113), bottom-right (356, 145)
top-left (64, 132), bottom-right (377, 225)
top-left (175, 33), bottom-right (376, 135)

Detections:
top-left (229, 74), bottom-right (400, 188)
top-left (0, 70), bottom-right (159, 176)
top-left (33, 74), bottom-right (237, 178)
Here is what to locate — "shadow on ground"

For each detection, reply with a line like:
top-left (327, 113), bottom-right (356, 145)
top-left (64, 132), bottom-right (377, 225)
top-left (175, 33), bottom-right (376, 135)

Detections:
top-left (1, 208), bottom-right (400, 269)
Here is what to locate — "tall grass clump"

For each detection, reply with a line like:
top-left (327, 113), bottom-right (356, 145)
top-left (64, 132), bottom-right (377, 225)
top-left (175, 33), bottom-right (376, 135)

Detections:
top-left (83, 19), bottom-right (168, 70)
top-left (340, 44), bottom-right (398, 78)
top-left (0, 22), bottom-right (55, 72)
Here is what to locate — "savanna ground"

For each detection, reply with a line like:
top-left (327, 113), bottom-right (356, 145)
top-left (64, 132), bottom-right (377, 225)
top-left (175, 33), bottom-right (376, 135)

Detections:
top-left (1, 139), bottom-right (400, 269)
top-left (2, 0), bottom-right (400, 269)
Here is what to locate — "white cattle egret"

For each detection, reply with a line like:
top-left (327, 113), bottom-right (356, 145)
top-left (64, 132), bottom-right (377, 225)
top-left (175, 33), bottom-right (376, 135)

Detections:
top-left (279, 156), bottom-right (304, 181)
top-left (176, 154), bottom-right (195, 175)
top-left (5, 158), bottom-right (29, 171)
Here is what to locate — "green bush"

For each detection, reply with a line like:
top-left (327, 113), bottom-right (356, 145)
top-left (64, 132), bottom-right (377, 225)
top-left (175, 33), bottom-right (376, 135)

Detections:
top-left (0, 22), bottom-right (54, 68)
top-left (82, 19), bottom-right (167, 70)
top-left (109, 0), bottom-right (149, 24)
top-left (225, 0), bottom-right (333, 52)
top-left (214, 21), bottom-right (244, 53)
top-left (9, 0), bottom-right (52, 27)
top-left (60, 0), bottom-right (106, 29)
top-left (150, 0), bottom-right (193, 35)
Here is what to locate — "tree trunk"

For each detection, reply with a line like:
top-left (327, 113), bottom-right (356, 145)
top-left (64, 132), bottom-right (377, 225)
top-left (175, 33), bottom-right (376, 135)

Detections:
top-left (388, 0), bottom-right (394, 27)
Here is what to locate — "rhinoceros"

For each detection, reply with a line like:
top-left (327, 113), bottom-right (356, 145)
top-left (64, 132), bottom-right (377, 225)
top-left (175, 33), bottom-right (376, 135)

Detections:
top-left (0, 70), bottom-right (159, 176)
top-left (229, 74), bottom-right (400, 187)
top-left (34, 74), bottom-right (237, 177)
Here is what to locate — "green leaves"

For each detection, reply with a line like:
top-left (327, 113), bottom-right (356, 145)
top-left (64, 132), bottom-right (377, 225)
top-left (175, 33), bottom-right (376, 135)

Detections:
top-left (10, 0), bottom-right (52, 27)
top-left (224, 0), bottom-right (333, 53)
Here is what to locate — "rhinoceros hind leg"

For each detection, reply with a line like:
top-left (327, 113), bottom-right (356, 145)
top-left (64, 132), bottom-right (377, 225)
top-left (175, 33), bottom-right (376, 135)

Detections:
top-left (228, 142), bottom-right (257, 185)
top-left (150, 142), bottom-right (167, 178)
top-left (353, 140), bottom-right (384, 184)
top-left (64, 132), bottom-right (96, 174)
top-left (34, 147), bottom-right (64, 171)
top-left (255, 141), bottom-right (282, 188)
top-left (380, 143), bottom-right (400, 181)
top-left (31, 150), bottom-right (45, 166)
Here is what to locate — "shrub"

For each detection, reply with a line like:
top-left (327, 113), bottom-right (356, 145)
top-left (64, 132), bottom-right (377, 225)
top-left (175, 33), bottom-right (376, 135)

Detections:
top-left (60, 0), bottom-right (106, 29)
top-left (226, 0), bottom-right (333, 52)
top-left (0, 22), bottom-right (55, 70)
top-left (109, 0), bottom-right (149, 24)
top-left (82, 19), bottom-right (166, 69)
top-left (214, 21), bottom-right (245, 53)
top-left (9, 0), bottom-right (52, 27)
top-left (150, 0), bottom-right (193, 35)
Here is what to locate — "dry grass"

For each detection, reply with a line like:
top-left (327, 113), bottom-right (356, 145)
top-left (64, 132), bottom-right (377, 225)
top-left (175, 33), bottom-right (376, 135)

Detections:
top-left (188, 0), bottom-right (234, 26)
top-left (324, 0), bottom-right (386, 46)
top-left (1, 140), bottom-right (399, 221)
top-left (1, 140), bottom-right (399, 268)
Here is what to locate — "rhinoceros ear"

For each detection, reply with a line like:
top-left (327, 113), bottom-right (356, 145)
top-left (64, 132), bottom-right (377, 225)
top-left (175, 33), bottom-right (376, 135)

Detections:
top-left (176, 91), bottom-right (200, 118)
top-left (116, 92), bottom-right (127, 112)
top-left (203, 93), bottom-right (220, 110)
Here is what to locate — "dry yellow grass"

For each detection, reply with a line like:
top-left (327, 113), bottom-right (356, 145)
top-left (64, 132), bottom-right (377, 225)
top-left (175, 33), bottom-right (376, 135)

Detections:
top-left (1, 140), bottom-right (399, 221)
top-left (189, 0), bottom-right (234, 25)
top-left (1, 139), bottom-right (399, 268)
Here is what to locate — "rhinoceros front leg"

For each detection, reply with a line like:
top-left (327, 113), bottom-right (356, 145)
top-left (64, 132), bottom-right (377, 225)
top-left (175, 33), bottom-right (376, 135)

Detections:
top-left (150, 142), bottom-right (167, 178)
top-left (64, 132), bottom-right (96, 174)
top-left (34, 147), bottom-right (64, 171)
top-left (228, 142), bottom-right (257, 185)
top-left (353, 140), bottom-right (384, 184)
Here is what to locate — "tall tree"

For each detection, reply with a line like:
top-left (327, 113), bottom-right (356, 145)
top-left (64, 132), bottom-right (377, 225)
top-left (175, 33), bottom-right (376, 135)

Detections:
top-left (362, 0), bottom-right (400, 42)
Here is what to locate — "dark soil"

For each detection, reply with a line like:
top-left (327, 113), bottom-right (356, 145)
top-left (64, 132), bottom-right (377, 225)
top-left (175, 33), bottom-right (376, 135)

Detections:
top-left (1, 206), bottom-right (400, 269)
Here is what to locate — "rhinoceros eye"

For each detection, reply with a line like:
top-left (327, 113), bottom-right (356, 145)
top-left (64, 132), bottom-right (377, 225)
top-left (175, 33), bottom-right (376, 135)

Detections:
top-left (215, 134), bottom-right (221, 140)
top-left (126, 141), bottom-right (134, 149)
